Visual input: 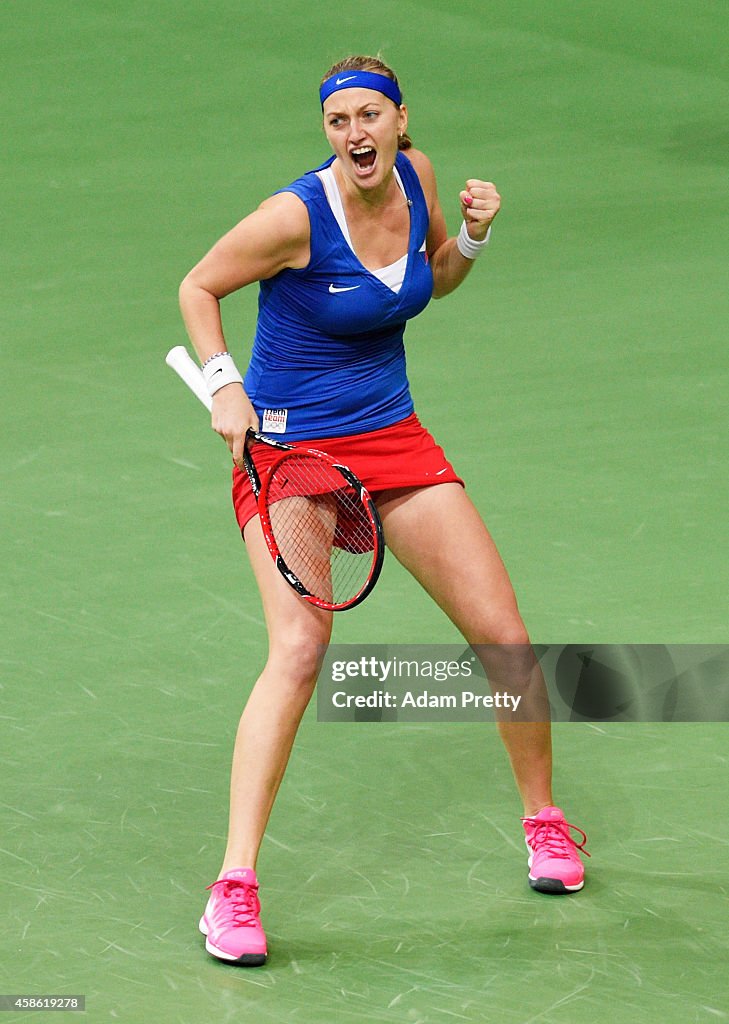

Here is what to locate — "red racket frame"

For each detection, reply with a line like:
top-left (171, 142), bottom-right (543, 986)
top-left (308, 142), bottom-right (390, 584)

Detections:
top-left (243, 432), bottom-right (385, 611)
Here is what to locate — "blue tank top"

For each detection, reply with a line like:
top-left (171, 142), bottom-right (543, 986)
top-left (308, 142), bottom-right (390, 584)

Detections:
top-left (243, 151), bottom-right (433, 441)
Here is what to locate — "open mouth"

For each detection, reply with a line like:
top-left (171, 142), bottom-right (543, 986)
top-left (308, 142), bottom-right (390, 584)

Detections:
top-left (350, 146), bottom-right (377, 174)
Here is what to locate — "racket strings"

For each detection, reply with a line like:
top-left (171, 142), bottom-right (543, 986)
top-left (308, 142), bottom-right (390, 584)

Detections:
top-left (264, 455), bottom-right (376, 606)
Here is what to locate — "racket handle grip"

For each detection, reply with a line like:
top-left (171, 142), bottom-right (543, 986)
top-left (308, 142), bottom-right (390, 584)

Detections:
top-left (165, 346), bottom-right (213, 411)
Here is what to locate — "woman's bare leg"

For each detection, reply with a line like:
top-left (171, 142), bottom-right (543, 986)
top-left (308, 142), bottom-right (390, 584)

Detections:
top-left (219, 516), bottom-right (333, 873)
top-left (376, 484), bottom-right (553, 816)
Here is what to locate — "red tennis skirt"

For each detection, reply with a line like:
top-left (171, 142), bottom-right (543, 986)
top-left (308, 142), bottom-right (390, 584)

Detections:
top-left (232, 412), bottom-right (464, 532)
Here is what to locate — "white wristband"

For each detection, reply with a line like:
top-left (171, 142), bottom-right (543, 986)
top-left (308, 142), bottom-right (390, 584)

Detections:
top-left (201, 352), bottom-right (244, 397)
top-left (456, 220), bottom-right (492, 260)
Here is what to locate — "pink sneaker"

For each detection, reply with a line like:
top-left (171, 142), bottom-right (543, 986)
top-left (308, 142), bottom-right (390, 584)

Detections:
top-left (199, 868), bottom-right (267, 965)
top-left (522, 806), bottom-right (589, 894)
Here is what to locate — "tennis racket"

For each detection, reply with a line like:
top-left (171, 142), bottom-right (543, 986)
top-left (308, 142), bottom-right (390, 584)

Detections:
top-left (165, 346), bottom-right (385, 611)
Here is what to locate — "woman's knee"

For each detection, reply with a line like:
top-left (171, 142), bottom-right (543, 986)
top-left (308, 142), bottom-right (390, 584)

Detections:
top-left (267, 625), bottom-right (330, 688)
top-left (468, 608), bottom-right (530, 647)
top-left (488, 619), bottom-right (531, 647)
top-left (470, 609), bottom-right (548, 707)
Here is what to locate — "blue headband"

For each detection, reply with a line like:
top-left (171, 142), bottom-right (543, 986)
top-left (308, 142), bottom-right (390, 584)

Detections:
top-left (320, 70), bottom-right (402, 109)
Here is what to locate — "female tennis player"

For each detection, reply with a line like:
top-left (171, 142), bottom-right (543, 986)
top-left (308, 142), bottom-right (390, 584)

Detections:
top-left (179, 55), bottom-right (588, 966)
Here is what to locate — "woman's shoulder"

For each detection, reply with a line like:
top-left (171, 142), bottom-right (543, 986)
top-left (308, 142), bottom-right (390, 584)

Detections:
top-left (399, 146), bottom-right (434, 174)
top-left (272, 159), bottom-right (332, 203)
top-left (253, 191), bottom-right (311, 268)
top-left (258, 190), bottom-right (311, 227)
top-left (398, 147), bottom-right (437, 205)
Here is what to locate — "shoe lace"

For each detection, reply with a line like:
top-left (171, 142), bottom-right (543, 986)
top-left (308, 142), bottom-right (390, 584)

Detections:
top-left (523, 817), bottom-right (591, 859)
top-left (206, 879), bottom-right (261, 928)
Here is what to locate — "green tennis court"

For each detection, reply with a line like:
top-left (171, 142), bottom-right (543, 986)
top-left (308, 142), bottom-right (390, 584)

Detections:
top-left (2, 1), bottom-right (727, 1020)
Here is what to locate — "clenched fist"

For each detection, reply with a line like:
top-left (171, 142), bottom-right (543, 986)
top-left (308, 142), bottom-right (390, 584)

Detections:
top-left (459, 180), bottom-right (501, 242)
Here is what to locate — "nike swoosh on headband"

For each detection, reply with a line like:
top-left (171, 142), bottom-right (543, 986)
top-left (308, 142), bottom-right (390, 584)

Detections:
top-left (320, 70), bottom-right (403, 109)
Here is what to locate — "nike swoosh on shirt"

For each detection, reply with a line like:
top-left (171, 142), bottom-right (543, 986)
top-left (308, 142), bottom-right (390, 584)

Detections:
top-left (328, 284), bottom-right (361, 293)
